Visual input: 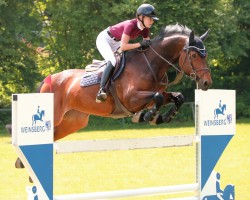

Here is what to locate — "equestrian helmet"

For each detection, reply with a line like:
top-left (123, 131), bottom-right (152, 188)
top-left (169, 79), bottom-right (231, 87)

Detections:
top-left (137, 4), bottom-right (159, 20)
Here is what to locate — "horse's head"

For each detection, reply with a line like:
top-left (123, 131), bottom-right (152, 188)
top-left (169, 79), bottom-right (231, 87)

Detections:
top-left (41, 110), bottom-right (45, 116)
top-left (223, 184), bottom-right (235, 199)
top-left (178, 30), bottom-right (212, 90)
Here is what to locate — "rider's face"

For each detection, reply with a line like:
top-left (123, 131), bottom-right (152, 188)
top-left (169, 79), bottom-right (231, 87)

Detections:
top-left (139, 16), bottom-right (154, 28)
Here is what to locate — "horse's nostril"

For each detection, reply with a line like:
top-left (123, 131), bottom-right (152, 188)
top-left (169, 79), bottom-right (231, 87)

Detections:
top-left (204, 80), bottom-right (208, 87)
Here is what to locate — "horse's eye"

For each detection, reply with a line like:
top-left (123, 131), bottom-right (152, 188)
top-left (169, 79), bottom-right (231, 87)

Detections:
top-left (191, 53), bottom-right (197, 59)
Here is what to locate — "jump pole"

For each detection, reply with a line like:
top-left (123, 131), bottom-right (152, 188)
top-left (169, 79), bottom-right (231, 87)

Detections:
top-left (12, 89), bottom-right (236, 200)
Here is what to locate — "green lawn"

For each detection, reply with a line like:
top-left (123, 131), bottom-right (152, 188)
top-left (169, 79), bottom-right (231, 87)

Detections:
top-left (0, 119), bottom-right (249, 199)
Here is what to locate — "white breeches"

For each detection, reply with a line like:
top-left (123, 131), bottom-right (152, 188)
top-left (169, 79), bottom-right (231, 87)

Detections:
top-left (96, 28), bottom-right (121, 66)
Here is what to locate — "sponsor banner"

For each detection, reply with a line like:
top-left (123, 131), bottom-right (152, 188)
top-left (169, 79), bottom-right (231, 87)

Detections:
top-left (12, 93), bottom-right (54, 200)
top-left (12, 93), bottom-right (53, 146)
top-left (195, 89), bottom-right (236, 136)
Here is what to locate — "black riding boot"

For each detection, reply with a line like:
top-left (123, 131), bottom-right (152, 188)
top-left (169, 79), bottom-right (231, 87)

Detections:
top-left (96, 61), bottom-right (114, 103)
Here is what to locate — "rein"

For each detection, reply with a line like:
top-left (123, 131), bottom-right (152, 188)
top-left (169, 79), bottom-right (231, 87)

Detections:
top-left (142, 45), bottom-right (210, 85)
top-left (149, 46), bottom-right (182, 73)
top-left (141, 46), bottom-right (184, 86)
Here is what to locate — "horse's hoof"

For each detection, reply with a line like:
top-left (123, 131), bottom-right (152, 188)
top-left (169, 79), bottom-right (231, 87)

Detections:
top-left (149, 113), bottom-right (163, 125)
top-left (132, 112), bottom-right (143, 123)
top-left (162, 114), bottom-right (173, 123)
top-left (29, 176), bottom-right (33, 183)
top-left (143, 111), bottom-right (153, 122)
top-left (15, 158), bottom-right (25, 168)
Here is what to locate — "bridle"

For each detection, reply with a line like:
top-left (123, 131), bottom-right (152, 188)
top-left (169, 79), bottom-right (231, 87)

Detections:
top-left (142, 43), bottom-right (210, 85)
top-left (181, 45), bottom-right (210, 81)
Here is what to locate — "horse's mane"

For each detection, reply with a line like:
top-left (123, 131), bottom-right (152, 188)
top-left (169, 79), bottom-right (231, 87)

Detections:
top-left (153, 23), bottom-right (192, 41)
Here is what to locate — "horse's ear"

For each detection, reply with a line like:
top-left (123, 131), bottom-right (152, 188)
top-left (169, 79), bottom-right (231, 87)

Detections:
top-left (200, 30), bottom-right (209, 41)
top-left (189, 31), bottom-right (195, 45)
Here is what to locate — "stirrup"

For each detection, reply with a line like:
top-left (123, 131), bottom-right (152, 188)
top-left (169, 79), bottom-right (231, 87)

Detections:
top-left (96, 89), bottom-right (107, 103)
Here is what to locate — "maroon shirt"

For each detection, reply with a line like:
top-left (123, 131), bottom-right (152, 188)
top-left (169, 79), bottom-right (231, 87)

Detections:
top-left (109, 18), bottom-right (150, 40)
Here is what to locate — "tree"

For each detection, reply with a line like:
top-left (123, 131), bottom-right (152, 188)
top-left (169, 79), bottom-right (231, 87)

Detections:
top-left (1, 0), bottom-right (249, 119)
top-left (0, 0), bottom-right (43, 107)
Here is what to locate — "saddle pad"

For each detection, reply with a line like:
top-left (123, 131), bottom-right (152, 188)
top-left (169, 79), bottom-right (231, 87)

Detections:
top-left (85, 60), bottom-right (106, 72)
top-left (80, 72), bottom-right (101, 87)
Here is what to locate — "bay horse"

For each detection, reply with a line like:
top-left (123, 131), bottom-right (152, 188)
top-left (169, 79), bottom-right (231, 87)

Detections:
top-left (39, 24), bottom-right (212, 141)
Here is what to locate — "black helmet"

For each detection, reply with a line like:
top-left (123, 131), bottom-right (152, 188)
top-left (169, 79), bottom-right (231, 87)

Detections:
top-left (137, 4), bottom-right (159, 20)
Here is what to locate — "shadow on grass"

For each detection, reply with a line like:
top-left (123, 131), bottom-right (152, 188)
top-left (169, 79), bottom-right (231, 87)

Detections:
top-left (83, 116), bottom-right (195, 132)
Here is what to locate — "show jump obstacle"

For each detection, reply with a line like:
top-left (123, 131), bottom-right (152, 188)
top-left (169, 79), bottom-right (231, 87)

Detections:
top-left (12, 90), bottom-right (236, 200)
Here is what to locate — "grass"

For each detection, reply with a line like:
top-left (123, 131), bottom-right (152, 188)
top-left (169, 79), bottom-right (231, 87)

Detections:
top-left (0, 118), bottom-right (249, 200)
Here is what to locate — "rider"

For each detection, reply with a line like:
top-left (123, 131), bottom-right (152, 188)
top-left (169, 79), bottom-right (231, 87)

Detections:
top-left (216, 172), bottom-right (224, 200)
top-left (95, 4), bottom-right (159, 103)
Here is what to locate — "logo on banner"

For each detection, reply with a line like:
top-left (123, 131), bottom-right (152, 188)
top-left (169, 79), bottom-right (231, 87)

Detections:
top-left (20, 106), bottom-right (52, 133)
top-left (202, 171), bottom-right (235, 200)
top-left (203, 100), bottom-right (233, 127)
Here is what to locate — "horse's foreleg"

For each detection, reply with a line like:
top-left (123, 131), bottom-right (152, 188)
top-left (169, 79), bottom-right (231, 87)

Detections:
top-left (143, 92), bottom-right (164, 122)
top-left (131, 91), bottom-right (163, 123)
top-left (160, 92), bottom-right (185, 123)
top-left (149, 92), bottom-right (185, 124)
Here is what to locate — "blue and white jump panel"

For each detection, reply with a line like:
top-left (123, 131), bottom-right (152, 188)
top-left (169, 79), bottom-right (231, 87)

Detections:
top-left (196, 89), bottom-right (236, 199)
top-left (12, 90), bottom-right (236, 200)
top-left (12, 93), bottom-right (54, 200)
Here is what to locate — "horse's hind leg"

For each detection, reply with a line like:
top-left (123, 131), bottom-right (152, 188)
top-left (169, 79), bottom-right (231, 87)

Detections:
top-left (54, 110), bottom-right (90, 141)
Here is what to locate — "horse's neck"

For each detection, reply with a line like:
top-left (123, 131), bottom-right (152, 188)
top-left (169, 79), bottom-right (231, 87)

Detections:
top-left (152, 36), bottom-right (186, 66)
top-left (39, 111), bottom-right (43, 118)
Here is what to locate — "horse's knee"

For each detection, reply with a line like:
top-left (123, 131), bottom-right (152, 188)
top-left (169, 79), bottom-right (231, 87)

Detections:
top-left (154, 92), bottom-right (164, 109)
top-left (171, 93), bottom-right (185, 109)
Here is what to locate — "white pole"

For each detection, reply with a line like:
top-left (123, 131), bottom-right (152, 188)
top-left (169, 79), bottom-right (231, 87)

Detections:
top-left (54, 183), bottom-right (198, 200)
top-left (54, 135), bottom-right (195, 154)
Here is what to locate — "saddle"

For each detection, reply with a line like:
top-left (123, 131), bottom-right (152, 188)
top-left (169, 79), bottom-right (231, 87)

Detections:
top-left (80, 52), bottom-right (126, 87)
top-left (80, 52), bottom-right (132, 117)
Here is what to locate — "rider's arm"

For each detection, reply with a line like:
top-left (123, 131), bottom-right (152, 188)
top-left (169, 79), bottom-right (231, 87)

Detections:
top-left (120, 33), bottom-right (150, 51)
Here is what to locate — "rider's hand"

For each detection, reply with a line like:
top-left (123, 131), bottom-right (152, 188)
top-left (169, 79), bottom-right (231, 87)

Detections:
top-left (140, 40), bottom-right (151, 48)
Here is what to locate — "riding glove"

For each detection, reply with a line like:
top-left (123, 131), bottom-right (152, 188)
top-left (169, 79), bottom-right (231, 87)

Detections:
top-left (140, 40), bottom-right (151, 48)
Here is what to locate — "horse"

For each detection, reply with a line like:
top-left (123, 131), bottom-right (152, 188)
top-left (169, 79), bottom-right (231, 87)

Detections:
top-left (202, 184), bottom-right (235, 200)
top-left (214, 104), bottom-right (226, 119)
top-left (15, 24), bottom-right (212, 171)
top-left (36, 24), bottom-right (212, 141)
top-left (32, 110), bottom-right (45, 126)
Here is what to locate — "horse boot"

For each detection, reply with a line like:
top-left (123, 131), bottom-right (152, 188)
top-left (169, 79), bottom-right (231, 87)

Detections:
top-left (96, 61), bottom-right (115, 103)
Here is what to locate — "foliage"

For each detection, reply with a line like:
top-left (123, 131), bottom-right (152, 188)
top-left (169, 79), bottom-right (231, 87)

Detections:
top-left (0, 0), bottom-right (249, 118)
top-left (0, 0), bottom-right (43, 107)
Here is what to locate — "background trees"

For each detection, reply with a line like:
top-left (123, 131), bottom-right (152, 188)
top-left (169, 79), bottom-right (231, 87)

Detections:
top-left (0, 0), bottom-right (249, 119)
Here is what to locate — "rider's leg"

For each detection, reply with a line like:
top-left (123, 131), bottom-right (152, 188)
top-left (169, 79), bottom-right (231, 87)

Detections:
top-left (96, 29), bottom-right (119, 103)
top-left (96, 61), bottom-right (115, 103)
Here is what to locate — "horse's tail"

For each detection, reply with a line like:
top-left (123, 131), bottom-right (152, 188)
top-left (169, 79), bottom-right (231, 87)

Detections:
top-left (37, 74), bottom-right (52, 93)
top-left (36, 81), bottom-right (44, 93)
